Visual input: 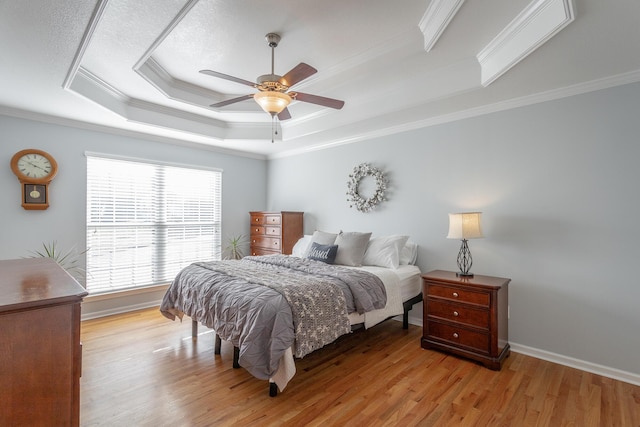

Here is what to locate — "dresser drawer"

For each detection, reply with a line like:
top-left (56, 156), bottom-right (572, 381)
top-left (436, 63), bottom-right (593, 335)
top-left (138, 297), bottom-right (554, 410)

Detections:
top-left (265, 215), bottom-right (281, 225)
top-left (251, 248), bottom-right (280, 256)
top-left (251, 236), bottom-right (281, 250)
top-left (427, 321), bottom-right (490, 354)
top-left (265, 226), bottom-right (281, 236)
top-left (427, 284), bottom-right (490, 306)
top-left (251, 214), bottom-right (266, 225)
top-left (251, 225), bottom-right (265, 235)
top-left (426, 299), bottom-right (489, 329)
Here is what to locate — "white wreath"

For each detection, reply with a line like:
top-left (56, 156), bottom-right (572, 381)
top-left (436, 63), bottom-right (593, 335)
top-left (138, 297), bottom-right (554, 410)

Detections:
top-left (346, 163), bottom-right (387, 212)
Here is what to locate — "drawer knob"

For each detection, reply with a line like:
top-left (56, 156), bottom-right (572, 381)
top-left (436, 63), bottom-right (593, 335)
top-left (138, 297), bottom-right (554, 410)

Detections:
top-left (452, 292), bottom-right (459, 298)
top-left (255, 228), bottom-right (259, 232)
top-left (453, 333), bottom-right (459, 339)
top-left (252, 239), bottom-right (256, 243)
top-left (453, 311), bottom-right (459, 317)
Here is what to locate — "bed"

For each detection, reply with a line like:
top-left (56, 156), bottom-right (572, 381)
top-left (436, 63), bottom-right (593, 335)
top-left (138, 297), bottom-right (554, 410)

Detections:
top-left (160, 232), bottom-right (422, 396)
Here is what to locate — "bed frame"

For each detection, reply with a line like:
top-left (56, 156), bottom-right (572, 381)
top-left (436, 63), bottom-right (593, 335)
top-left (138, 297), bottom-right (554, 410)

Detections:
top-left (190, 292), bottom-right (423, 396)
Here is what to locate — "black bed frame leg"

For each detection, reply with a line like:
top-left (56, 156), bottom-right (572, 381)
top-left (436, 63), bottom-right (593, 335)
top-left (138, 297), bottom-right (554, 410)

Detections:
top-left (192, 319), bottom-right (198, 340)
top-left (233, 346), bottom-right (240, 369)
top-left (269, 382), bottom-right (278, 397)
top-left (214, 334), bottom-right (221, 355)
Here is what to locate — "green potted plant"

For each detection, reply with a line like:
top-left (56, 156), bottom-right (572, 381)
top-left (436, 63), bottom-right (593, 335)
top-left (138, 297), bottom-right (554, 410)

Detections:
top-left (223, 234), bottom-right (248, 260)
top-left (27, 241), bottom-right (87, 282)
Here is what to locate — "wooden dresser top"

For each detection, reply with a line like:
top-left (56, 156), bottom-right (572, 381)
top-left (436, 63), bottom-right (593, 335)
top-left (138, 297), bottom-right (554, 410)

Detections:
top-left (0, 258), bottom-right (88, 313)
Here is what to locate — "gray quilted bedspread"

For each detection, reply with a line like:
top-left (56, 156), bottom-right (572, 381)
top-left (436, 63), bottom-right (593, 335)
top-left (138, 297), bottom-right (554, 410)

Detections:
top-left (160, 255), bottom-right (386, 380)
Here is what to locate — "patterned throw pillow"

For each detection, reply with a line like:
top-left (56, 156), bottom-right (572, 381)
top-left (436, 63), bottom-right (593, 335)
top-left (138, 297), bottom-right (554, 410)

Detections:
top-left (306, 242), bottom-right (338, 264)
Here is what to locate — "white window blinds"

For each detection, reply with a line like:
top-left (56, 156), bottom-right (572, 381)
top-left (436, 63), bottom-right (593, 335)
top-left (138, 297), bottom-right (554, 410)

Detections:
top-left (86, 154), bottom-right (222, 294)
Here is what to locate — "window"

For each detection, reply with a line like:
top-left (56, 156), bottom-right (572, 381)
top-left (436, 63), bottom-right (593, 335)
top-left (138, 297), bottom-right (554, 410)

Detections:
top-left (86, 154), bottom-right (222, 295)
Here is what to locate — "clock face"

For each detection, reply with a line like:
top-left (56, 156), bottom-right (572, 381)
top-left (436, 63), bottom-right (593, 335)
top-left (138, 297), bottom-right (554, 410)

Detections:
top-left (16, 153), bottom-right (53, 179)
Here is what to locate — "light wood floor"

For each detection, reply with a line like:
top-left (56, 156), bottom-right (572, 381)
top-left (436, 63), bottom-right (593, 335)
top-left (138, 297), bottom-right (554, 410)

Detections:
top-left (80, 308), bottom-right (639, 426)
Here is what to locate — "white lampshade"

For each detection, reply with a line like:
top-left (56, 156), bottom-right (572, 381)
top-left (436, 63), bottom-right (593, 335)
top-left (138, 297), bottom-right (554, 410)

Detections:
top-left (253, 91), bottom-right (291, 116)
top-left (446, 212), bottom-right (484, 240)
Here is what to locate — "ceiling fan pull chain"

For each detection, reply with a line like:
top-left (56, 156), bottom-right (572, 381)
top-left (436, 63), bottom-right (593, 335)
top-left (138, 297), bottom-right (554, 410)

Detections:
top-left (272, 116), bottom-right (275, 143)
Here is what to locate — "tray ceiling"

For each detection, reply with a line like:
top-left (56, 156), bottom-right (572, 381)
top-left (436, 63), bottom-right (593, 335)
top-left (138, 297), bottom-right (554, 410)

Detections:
top-left (1, 0), bottom-right (639, 158)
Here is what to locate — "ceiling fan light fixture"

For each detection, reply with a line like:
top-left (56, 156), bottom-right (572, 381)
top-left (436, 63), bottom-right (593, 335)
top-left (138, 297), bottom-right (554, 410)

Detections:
top-left (253, 91), bottom-right (291, 116)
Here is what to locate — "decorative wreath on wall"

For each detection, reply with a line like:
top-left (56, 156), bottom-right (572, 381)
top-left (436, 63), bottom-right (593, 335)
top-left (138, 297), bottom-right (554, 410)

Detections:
top-left (346, 163), bottom-right (388, 212)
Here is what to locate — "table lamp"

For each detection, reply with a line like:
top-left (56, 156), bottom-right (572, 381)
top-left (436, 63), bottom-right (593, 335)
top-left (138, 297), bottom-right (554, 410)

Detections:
top-left (446, 212), bottom-right (483, 277)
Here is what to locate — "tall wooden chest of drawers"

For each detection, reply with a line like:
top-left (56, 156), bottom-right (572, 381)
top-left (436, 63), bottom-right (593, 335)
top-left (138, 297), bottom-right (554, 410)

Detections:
top-left (249, 211), bottom-right (303, 256)
top-left (421, 270), bottom-right (510, 370)
top-left (0, 258), bottom-right (88, 426)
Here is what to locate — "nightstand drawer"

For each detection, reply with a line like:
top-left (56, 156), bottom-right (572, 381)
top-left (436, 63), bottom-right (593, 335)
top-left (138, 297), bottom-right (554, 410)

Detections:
top-left (427, 321), bottom-right (490, 354)
top-left (427, 284), bottom-right (490, 306)
top-left (426, 299), bottom-right (489, 329)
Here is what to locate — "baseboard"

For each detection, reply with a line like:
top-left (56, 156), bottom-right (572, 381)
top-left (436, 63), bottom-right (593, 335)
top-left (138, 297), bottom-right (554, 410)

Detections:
top-left (405, 317), bottom-right (639, 386)
top-left (81, 300), bottom-right (162, 321)
top-left (507, 342), bottom-right (640, 387)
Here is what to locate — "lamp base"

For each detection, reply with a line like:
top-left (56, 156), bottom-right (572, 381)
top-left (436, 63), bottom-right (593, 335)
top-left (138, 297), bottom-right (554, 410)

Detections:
top-left (456, 272), bottom-right (474, 278)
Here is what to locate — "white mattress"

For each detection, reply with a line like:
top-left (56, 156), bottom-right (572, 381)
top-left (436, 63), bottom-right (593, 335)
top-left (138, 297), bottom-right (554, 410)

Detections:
top-left (394, 265), bottom-right (422, 302)
top-left (346, 264), bottom-right (422, 327)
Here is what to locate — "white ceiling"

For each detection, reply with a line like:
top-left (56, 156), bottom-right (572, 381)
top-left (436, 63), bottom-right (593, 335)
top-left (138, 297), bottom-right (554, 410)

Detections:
top-left (1, 0), bottom-right (639, 159)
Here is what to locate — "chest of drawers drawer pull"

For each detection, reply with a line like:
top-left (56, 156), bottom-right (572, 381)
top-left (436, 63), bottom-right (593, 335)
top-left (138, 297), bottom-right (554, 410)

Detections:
top-left (453, 292), bottom-right (459, 297)
top-left (453, 311), bottom-right (459, 317)
top-left (453, 332), bottom-right (459, 338)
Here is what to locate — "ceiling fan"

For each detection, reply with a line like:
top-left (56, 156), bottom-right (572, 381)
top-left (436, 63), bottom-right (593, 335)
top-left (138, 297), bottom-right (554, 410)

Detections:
top-left (200, 33), bottom-right (344, 121)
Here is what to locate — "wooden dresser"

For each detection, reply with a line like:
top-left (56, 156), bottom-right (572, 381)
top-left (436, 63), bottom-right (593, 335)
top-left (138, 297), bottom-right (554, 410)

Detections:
top-left (421, 270), bottom-right (510, 370)
top-left (0, 258), bottom-right (88, 426)
top-left (249, 211), bottom-right (303, 256)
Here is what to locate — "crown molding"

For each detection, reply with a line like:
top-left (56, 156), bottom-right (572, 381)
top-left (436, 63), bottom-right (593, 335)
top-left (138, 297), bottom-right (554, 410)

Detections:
top-left (419, 0), bottom-right (466, 52)
top-left (63, 0), bottom-right (110, 89)
top-left (477, 0), bottom-right (575, 87)
top-left (132, 0), bottom-right (201, 71)
top-left (0, 106), bottom-right (267, 160)
top-left (272, 69), bottom-right (640, 159)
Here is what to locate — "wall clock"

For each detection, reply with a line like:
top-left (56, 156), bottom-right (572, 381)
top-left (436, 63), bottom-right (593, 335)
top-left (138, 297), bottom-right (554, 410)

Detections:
top-left (10, 149), bottom-right (58, 210)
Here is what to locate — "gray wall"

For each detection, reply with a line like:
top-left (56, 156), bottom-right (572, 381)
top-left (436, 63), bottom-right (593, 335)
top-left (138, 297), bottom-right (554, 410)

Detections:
top-left (267, 82), bottom-right (640, 376)
top-left (0, 115), bottom-right (267, 314)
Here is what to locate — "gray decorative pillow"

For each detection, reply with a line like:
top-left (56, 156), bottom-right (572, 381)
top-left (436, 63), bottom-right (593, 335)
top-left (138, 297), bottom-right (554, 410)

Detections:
top-left (306, 242), bottom-right (338, 264)
top-left (334, 231), bottom-right (372, 267)
top-left (310, 230), bottom-right (338, 245)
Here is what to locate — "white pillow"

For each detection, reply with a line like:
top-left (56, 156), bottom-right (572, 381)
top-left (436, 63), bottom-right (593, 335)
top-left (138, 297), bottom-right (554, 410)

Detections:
top-left (362, 235), bottom-right (409, 269)
top-left (334, 231), bottom-right (372, 267)
top-left (399, 241), bottom-right (418, 265)
top-left (291, 235), bottom-right (313, 257)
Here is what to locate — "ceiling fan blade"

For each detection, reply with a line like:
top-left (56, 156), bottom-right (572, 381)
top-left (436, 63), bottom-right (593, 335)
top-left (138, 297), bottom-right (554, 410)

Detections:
top-left (292, 92), bottom-right (345, 109)
top-left (200, 70), bottom-right (256, 88)
top-left (279, 63), bottom-right (317, 87)
top-left (277, 108), bottom-right (292, 121)
top-left (210, 94), bottom-right (254, 108)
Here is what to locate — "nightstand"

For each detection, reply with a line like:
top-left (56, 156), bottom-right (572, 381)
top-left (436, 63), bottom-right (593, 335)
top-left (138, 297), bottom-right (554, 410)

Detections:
top-left (421, 270), bottom-right (510, 370)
